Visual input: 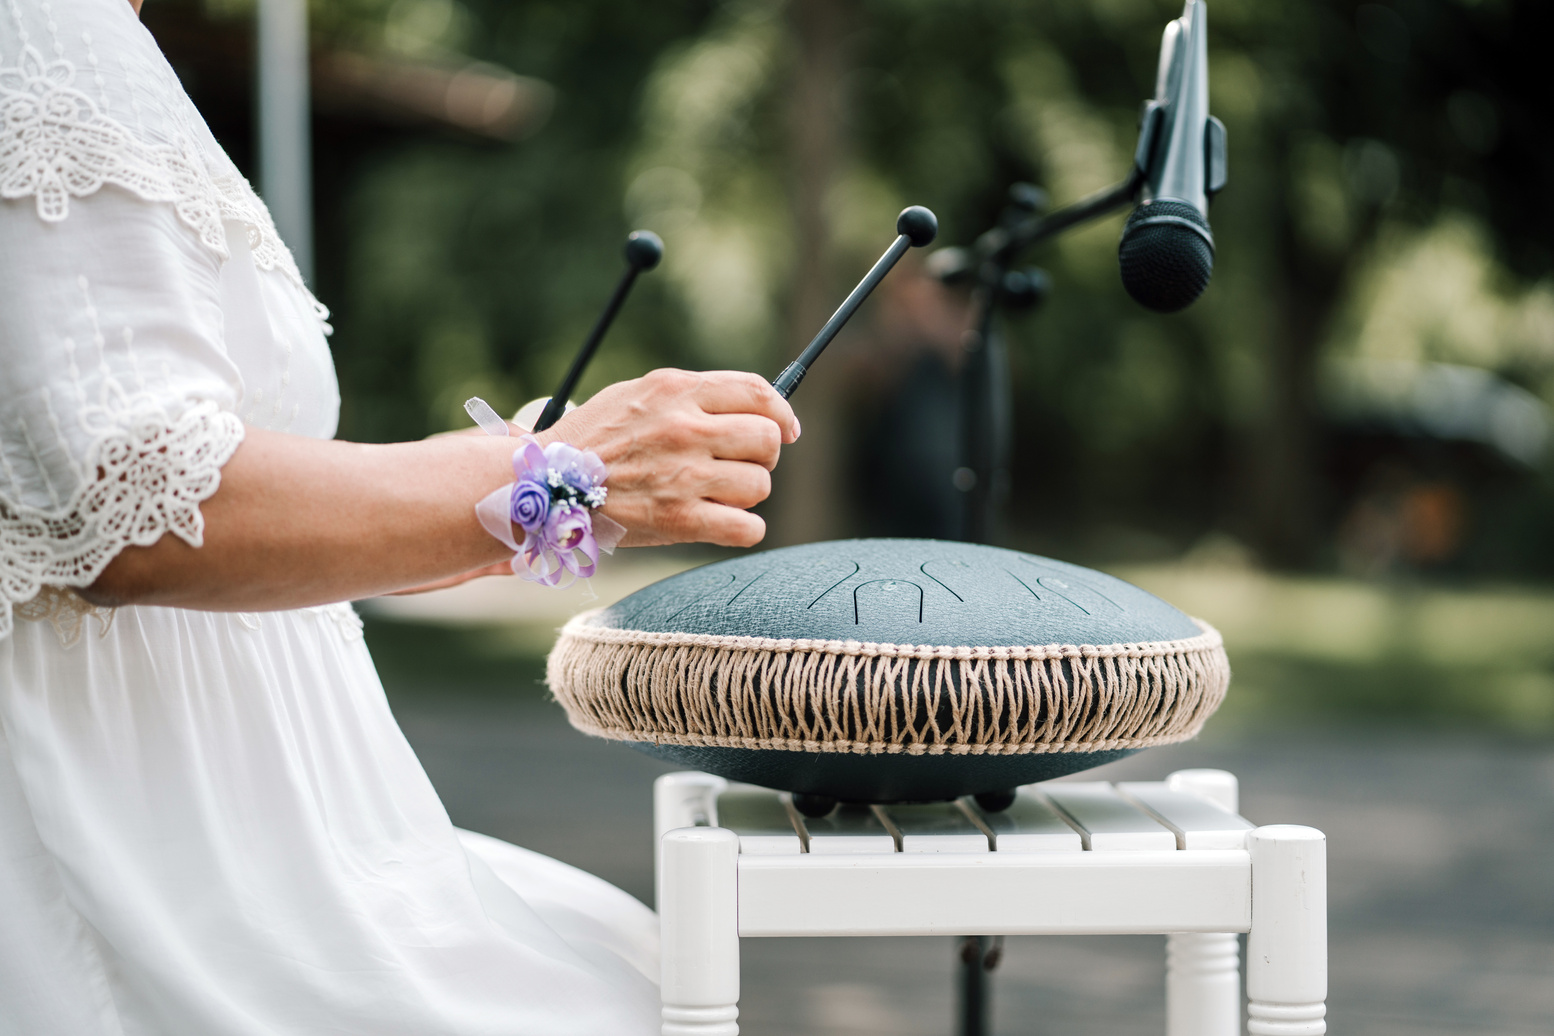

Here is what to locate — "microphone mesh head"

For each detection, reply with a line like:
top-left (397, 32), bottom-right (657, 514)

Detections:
top-left (1118, 200), bottom-right (1215, 313)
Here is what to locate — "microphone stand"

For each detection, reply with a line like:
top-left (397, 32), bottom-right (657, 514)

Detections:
top-left (941, 169), bottom-right (1144, 1036)
top-left (952, 169), bottom-right (1143, 544)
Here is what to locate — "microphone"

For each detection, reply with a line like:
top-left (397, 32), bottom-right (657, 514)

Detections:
top-left (772, 205), bottom-right (937, 399)
top-left (1118, 0), bottom-right (1228, 313)
top-left (533, 230), bottom-right (664, 432)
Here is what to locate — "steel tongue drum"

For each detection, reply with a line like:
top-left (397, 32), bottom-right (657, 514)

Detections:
top-left (547, 539), bottom-right (1229, 814)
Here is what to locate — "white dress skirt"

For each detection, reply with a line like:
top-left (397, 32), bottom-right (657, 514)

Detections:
top-left (0, 2), bottom-right (659, 1032)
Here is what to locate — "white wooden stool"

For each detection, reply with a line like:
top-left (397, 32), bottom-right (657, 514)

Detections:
top-left (653, 768), bottom-right (1325, 1036)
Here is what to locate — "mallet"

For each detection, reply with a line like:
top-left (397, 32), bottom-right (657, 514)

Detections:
top-left (771, 205), bottom-right (937, 399)
top-left (533, 230), bottom-right (664, 432)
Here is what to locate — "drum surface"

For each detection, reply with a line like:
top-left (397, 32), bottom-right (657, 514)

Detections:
top-left (547, 539), bottom-right (1228, 802)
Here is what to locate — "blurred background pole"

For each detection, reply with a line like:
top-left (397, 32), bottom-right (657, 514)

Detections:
top-left (257, 0), bottom-right (313, 284)
top-left (768, 0), bottom-right (856, 546)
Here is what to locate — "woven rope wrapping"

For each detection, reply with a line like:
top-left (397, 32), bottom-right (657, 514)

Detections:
top-left (548, 610), bottom-right (1230, 756)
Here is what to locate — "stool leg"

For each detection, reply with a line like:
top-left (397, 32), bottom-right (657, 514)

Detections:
top-left (653, 773), bottom-right (726, 909)
top-left (1165, 769), bottom-right (1242, 1036)
top-left (660, 827), bottom-right (740, 1036)
top-left (1248, 826), bottom-right (1327, 1036)
top-left (1167, 933), bottom-right (1240, 1036)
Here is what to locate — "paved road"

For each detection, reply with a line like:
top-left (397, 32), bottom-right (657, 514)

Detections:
top-left (387, 686), bottom-right (1554, 1036)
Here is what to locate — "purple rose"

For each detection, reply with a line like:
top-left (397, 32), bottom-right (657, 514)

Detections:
top-left (510, 479), bottom-right (550, 532)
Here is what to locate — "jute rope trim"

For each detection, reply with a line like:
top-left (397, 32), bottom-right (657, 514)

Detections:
top-left (547, 610), bottom-right (1230, 756)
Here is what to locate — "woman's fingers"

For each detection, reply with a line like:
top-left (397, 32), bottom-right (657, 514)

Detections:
top-left (683, 500), bottom-right (767, 548)
top-left (538, 368), bottom-right (798, 549)
top-left (697, 458), bottom-right (772, 509)
top-left (610, 497), bottom-right (766, 549)
top-left (604, 459), bottom-right (771, 528)
top-left (703, 413), bottom-right (783, 469)
top-left (691, 370), bottom-right (800, 443)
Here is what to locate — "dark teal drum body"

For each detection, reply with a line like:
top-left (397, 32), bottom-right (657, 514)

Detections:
top-left (548, 539), bottom-right (1228, 804)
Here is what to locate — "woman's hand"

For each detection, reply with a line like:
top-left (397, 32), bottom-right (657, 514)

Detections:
top-left (393, 369), bottom-right (798, 592)
top-left (534, 369), bottom-right (799, 548)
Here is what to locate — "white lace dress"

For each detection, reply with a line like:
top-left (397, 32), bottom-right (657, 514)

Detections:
top-left (0, 3), bottom-right (659, 1033)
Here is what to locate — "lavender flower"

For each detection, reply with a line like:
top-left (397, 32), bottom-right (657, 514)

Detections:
top-left (495, 435), bottom-right (615, 587)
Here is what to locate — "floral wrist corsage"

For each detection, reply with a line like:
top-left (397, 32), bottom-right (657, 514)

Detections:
top-left (469, 399), bottom-right (626, 587)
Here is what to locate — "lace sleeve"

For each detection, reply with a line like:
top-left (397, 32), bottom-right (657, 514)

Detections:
top-left (0, 169), bottom-right (245, 641)
top-left (0, 0), bottom-right (350, 639)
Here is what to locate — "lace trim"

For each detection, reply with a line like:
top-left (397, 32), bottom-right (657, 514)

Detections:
top-left (14, 584), bottom-right (113, 648)
top-left (0, 44), bottom-right (331, 329)
top-left (231, 603), bottom-right (366, 642)
top-left (308, 601), bottom-right (365, 641)
top-left (13, 593), bottom-right (364, 648)
top-left (0, 393), bottom-right (244, 641)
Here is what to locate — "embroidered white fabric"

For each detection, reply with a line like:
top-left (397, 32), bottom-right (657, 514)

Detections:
top-left (0, 0), bottom-right (344, 638)
top-left (0, 3), bottom-right (660, 1034)
top-left (0, 24), bottom-right (329, 311)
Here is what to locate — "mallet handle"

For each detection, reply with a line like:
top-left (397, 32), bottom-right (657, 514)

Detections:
top-left (773, 234), bottom-right (911, 399)
top-left (535, 230), bottom-right (664, 432)
top-left (773, 205), bottom-right (936, 400)
top-left (535, 267), bottom-right (640, 432)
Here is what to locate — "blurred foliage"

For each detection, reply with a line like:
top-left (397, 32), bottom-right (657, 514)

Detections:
top-left (1122, 555), bottom-right (1554, 733)
top-left (315, 0), bottom-right (724, 439)
top-left (176, 0), bottom-right (1554, 576)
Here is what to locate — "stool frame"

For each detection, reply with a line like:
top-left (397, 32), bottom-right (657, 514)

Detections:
top-left (654, 768), bottom-right (1325, 1036)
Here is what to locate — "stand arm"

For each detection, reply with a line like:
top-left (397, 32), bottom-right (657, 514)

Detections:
top-left (982, 170), bottom-right (1142, 265)
top-left (954, 170), bottom-right (1143, 542)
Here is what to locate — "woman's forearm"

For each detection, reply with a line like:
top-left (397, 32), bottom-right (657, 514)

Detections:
top-left (84, 429), bottom-right (522, 610)
top-left (84, 369), bottom-right (799, 611)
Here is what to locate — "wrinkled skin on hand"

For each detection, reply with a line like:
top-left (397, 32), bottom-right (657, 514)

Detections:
top-left (533, 369), bottom-right (800, 549)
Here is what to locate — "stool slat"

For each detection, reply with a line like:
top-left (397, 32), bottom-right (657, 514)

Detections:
top-left (1042, 782), bottom-right (1178, 851)
top-left (653, 771), bottom-right (1327, 1036)
top-left (1118, 781), bottom-right (1254, 850)
top-left (715, 785), bottom-right (804, 855)
top-left (798, 803), bottom-right (895, 855)
top-left (875, 802), bottom-right (990, 852)
top-left (966, 789), bottom-right (1084, 853)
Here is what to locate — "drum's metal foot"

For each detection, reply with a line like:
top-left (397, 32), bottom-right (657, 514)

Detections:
top-left (956, 935), bottom-right (1002, 1036)
top-left (974, 789), bottom-right (1017, 812)
top-left (792, 793), bottom-right (837, 818)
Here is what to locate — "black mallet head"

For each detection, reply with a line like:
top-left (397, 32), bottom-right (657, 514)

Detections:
top-left (625, 230), bottom-right (664, 271)
top-left (897, 205), bottom-right (938, 248)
